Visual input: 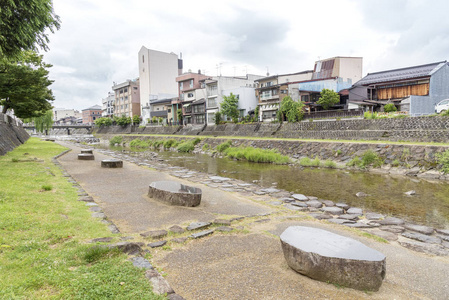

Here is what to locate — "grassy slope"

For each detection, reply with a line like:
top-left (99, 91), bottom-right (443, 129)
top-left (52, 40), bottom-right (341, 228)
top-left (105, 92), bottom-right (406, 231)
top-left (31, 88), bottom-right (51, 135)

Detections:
top-left (0, 138), bottom-right (164, 299)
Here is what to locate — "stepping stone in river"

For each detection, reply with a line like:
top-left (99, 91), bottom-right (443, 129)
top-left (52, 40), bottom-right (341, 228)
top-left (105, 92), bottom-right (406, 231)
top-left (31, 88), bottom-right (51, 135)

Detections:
top-left (187, 222), bottom-right (211, 231)
top-left (280, 226), bottom-right (386, 291)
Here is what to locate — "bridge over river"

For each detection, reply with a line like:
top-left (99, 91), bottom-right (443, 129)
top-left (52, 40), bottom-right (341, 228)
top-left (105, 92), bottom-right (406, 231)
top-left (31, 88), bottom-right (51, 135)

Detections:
top-left (23, 124), bottom-right (94, 135)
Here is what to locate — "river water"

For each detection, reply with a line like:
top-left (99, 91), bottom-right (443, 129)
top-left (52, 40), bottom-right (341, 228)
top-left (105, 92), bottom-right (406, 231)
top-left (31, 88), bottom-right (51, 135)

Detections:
top-left (95, 142), bottom-right (449, 229)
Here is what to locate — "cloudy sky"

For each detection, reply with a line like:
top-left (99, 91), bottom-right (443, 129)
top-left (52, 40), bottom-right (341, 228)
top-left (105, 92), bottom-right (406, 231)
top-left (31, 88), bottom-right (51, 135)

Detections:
top-left (43, 0), bottom-right (449, 111)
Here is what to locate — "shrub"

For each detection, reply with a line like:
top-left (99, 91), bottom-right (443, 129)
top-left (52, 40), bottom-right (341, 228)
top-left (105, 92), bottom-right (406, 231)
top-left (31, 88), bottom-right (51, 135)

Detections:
top-left (109, 136), bottom-right (123, 146)
top-left (152, 140), bottom-right (164, 149)
top-left (129, 139), bottom-right (150, 149)
top-left (202, 143), bottom-right (210, 151)
top-left (216, 140), bottom-right (232, 153)
top-left (224, 147), bottom-right (290, 164)
top-left (299, 157), bottom-right (321, 167)
top-left (214, 111), bottom-right (222, 125)
top-left (323, 160), bottom-right (337, 168)
top-left (360, 150), bottom-right (384, 168)
top-left (192, 137), bottom-right (201, 145)
top-left (132, 115), bottom-right (141, 125)
top-left (114, 115), bottom-right (132, 126)
top-left (441, 110), bottom-right (449, 117)
top-left (347, 156), bottom-right (361, 167)
top-left (392, 159), bottom-right (401, 167)
top-left (163, 139), bottom-right (177, 149)
top-left (176, 140), bottom-right (195, 153)
top-left (436, 149), bottom-right (449, 174)
top-left (384, 103), bottom-right (397, 113)
top-left (41, 184), bottom-right (52, 191)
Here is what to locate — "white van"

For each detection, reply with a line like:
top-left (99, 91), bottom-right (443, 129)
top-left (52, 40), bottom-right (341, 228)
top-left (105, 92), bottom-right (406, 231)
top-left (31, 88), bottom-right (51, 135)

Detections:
top-left (435, 99), bottom-right (449, 114)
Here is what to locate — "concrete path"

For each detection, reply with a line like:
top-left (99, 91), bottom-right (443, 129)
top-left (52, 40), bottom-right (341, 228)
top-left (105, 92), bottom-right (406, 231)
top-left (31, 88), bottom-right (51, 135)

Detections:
top-left (57, 142), bottom-right (449, 300)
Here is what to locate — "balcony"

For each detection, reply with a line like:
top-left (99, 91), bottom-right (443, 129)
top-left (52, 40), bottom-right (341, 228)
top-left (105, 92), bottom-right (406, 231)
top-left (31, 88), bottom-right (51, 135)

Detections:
top-left (259, 94), bottom-right (279, 101)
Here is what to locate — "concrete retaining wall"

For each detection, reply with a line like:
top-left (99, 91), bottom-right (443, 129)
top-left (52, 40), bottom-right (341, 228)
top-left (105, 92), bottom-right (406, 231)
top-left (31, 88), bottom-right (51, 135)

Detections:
top-left (94, 116), bottom-right (449, 143)
top-left (0, 113), bottom-right (30, 156)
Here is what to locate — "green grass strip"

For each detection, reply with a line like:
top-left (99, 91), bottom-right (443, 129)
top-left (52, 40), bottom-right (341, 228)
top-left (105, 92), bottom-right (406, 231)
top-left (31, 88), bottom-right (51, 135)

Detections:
top-left (0, 138), bottom-right (164, 299)
top-left (224, 146), bottom-right (290, 164)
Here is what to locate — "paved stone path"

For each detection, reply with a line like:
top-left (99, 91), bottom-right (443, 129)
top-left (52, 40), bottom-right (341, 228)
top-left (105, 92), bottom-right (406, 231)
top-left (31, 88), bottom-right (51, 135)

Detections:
top-left (55, 141), bottom-right (449, 299)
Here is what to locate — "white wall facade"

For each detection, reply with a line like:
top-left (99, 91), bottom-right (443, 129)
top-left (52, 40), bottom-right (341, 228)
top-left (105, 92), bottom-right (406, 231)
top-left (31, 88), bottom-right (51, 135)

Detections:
top-left (138, 46), bottom-right (179, 112)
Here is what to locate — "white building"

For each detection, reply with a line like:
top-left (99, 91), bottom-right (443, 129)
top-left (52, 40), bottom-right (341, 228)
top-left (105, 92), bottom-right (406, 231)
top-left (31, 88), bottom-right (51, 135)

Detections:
top-left (138, 46), bottom-right (182, 124)
top-left (101, 92), bottom-right (115, 117)
top-left (53, 108), bottom-right (82, 122)
top-left (204, 74), bottom-right (263, 124)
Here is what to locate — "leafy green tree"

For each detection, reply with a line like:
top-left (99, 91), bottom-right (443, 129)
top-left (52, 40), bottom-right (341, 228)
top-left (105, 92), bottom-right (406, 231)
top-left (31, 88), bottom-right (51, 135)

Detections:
top-left (384, 103), bottom-right (397, 113)
top-left (176, 109), bottom-right (183, 124)
top-left (220, 93), bottom-right (239, 122)
top-left (0, 51), bottom-right (54, 118)
top-left (0, 0), bottom-right (60, 58)
top-left (317, 88), bottom-right (340, 110)
top-left (33, 109), bottom-right (53, 133)
top-left (132, 115), bottom-right (141, 125)
top-left (213, 111), bottom-right (222, 125)
top-left (254, 106), bottom-right (260, 122)
top-left (278, 96), bottom-right (305, 122)
top-left (95, 117), bottom-right (112, 126)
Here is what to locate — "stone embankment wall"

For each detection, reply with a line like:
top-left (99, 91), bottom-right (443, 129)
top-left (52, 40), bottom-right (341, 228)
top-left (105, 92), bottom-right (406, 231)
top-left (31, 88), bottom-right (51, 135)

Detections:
top-left (95, 116), bottom-right (449, 143)
top-left (0, 113), bottom-right (29, 156)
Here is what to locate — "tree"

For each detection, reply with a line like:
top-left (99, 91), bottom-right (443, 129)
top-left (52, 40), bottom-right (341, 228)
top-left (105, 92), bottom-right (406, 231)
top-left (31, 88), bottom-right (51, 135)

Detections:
top-left (132, 115), bottom-right (141, 125)
top-left (317, 88), bottom-right (340, 110)
top-left (176, 109), bottom-right (183, 124)
top-left (278, 96), bottom-right (305, 122)
top-left (33, 109), bottom-right (53, 134)
top-left (384, 103), bottom-right (397, 113)
top-left (0, 51), bottom-right (54, 118)
top-left (0, 0), bottom-right (60, 58)
top-left (220, 93), bottom-right (239, 122)
top-left (213, 111), bottom-right (222, 125)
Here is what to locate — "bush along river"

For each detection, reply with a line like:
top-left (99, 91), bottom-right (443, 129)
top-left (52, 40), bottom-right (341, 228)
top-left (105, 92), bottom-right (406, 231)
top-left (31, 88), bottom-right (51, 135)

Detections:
top-left (95, 141), bottom-right (449, 231)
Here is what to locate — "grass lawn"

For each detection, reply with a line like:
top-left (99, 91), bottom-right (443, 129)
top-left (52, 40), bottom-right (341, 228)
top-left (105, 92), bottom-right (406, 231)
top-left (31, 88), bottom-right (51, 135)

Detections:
top-left (0, 138), bottom-right (164, 299)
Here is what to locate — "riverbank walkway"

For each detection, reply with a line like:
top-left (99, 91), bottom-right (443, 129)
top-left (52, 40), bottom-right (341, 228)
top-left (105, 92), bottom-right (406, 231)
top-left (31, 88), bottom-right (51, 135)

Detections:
top-left (56, 141), bottom-right (449, 299)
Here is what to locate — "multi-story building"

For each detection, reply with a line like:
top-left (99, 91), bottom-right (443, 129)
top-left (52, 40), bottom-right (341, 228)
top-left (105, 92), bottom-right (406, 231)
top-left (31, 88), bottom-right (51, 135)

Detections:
top-left (53, 108), bottom-right (82, 122)
top-left (82, 105), bottom-right (102, 124)
top-left (175, 71), bottom-right (209, 125)
top-left (203, 74), bottom-right (263, 124)
top-left (256, 57), bottom-right (363, 121)
top-left (256, 71), bottom-right (313, 121)
top-left (138, 46), bottom-right (183, 124)
top-left (148, 97), bottom-right (175, 124)
top-left (101, 92), bottom-right (115, 117)
top-left (112, 79), bottom-right (140, 118)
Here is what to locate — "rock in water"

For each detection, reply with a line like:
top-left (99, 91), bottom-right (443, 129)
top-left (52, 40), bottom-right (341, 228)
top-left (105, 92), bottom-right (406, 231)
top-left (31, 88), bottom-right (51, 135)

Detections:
top-left (280, 226), bottom-right (386, 291)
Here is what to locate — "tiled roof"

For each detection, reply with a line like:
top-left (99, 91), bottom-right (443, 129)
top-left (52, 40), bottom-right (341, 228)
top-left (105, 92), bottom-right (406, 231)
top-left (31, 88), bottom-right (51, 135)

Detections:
top-left (355, 61), bottom-right (446, 86)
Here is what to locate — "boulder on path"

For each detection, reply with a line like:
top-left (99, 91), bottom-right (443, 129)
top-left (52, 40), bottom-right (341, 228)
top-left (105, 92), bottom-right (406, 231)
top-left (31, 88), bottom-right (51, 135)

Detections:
top-left (280, 226), bottom-right (386, 291)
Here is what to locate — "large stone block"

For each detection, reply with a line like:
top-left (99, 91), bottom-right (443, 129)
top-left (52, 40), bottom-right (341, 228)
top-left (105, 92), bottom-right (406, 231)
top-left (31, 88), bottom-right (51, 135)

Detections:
top-left (280, 226), bottom-right (386, 291)
top-left (148, 181), bottom-right (201, 207)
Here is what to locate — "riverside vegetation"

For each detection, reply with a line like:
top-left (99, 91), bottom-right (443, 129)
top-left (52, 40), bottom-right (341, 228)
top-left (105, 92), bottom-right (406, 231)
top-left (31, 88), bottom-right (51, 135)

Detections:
top-left (111, 136), bottom-right (449, 173)
top-left (0, 138), bottom-right (164, 299)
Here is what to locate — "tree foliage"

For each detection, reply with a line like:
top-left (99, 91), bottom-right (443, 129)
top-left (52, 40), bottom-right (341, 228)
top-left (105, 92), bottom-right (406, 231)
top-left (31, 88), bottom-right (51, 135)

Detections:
top-left (213, 111), bottom-right (222, 125)
top-left (34, 109), bottom-right (53, 133)
top-left (278, 96), bottom-right (305, 122)
top-left (95, 117), bottom-right (113, 126)
top-left (0, 0), bottom-right (60, 58)
top-left (0, 51), bottom-right (54, 118)
top-left (220, 93), bottom-right (239, 122)
top-left (317, 88), bottom-right (340, 110)
top-left (384, 103), bottom-right (397, 113)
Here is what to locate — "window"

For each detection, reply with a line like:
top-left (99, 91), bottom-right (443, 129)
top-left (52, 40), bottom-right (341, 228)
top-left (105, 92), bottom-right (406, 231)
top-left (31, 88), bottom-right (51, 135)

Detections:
top-left (142, 55), bottom-right (144, 63)
top-left (180, 82), bottom-right (183, 90)
top-left (193, 105), bottom-right (205, 113)
top-left (208, 98), bottom-right (217, 108)
top-left (188, 92), bottom-right (194, 98)
top-left (124, 88), bottom-right (128, 93)
top-left (301, 95), bottom-right (310, 102)
top-left (194, 114), bottom-right (205, 124)
top-left (133, 87), bottom-right (138, 90)
top-left (190, 79), bottom-right (194, 88)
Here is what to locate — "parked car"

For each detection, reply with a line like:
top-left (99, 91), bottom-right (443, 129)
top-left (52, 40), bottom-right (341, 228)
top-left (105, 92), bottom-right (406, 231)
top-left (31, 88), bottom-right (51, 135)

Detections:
top-left (435, 99), bottom-right (449, 113)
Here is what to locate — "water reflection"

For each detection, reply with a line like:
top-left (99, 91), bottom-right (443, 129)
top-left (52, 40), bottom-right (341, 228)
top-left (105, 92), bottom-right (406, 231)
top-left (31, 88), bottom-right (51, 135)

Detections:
top-left (96, 144), bottom-right (449, 229)
top-left (156, 152), bottom-right (449, 229)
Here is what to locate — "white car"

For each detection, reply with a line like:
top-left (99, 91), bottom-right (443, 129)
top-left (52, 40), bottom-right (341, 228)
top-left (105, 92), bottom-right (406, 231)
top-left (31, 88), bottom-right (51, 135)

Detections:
top-left (435, 99), bottom-right (449, 114)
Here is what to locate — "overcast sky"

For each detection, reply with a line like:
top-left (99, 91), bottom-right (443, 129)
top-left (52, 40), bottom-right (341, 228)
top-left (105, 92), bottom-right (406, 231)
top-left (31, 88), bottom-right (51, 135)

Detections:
top-left (44, 0), bottom-right (449, 111)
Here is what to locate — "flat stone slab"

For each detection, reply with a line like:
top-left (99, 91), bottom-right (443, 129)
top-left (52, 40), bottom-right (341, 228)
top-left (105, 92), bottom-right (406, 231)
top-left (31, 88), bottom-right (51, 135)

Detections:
top-left (280, 226), bottom-right (386, 291)
top-left (401, 232), bottom-right (441, 244)
top-left (190, 229), bottom-right (214, 239)
top-left (149, 181), bottom-right (202, 207)
top-left (141, 230), bottom-right (168, 239)
top-left (131, 256), bottom-right (154, 269)
top-left (305, 200), bottom-right (323, 208)
top-left (187, 222), bottom-right (211, 231)
top-left (148, 240), bottom-right (167, 248)
top-left (346, 207), bottom-right (363, 215)
top-left (321, 207), bottom-right (344, 215)
top-left (292, 194), bottom-right (308, 201)
top-left (377, 217), bottom-right (405, 226)
top-left (404, 224), bottom-right (434, 235)
top-left (81, 149), bottom-right (94, 154)
top-left (101, 159), bottom-right (123, 168)
top-left (78, 153), bottom-right (94, 160)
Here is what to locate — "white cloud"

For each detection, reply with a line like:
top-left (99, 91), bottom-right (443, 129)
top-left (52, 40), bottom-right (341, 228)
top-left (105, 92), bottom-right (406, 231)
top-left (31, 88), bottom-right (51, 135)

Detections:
top-left (43, 0), bottom-right (449, 111)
